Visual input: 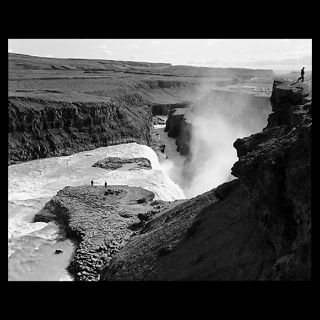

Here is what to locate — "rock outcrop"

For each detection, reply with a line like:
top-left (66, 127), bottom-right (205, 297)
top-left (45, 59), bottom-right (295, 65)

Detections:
top-left (33, 185), bottom-right (156, 280)
top-left (92, 157), bottom-right (152, 171)
top-left (34, 185), bottom-right (186, 281)
top-left (101, 79), bottom-right (311, 281)
top-left (165, 107), bottom-right (192, 156)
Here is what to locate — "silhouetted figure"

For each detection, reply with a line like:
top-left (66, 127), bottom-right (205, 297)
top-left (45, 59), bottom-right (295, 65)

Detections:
top-left (105, 181), bottom-right (107, 188)
top-left (91, 180), bottom-right (93, 186)
top-left (298, 67), bottom-right (305, 82)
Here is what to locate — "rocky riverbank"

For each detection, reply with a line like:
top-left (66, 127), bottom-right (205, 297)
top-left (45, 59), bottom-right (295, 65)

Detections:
top-left (34, 185), bottom-right (184, 281)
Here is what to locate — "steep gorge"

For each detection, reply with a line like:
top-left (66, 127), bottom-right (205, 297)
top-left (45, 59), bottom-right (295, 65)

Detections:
top-left (8, 53), bottom-right (275, 165)
top-left (101, 79), bottom-right (311, 281)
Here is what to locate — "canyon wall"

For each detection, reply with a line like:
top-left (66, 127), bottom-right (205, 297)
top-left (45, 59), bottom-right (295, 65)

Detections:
top-left (8, 95), bottom-right (152, 165)
top-left (151, 101), bottom-right (190, 116)
top-left (8, 53), bottom-right (275, 165)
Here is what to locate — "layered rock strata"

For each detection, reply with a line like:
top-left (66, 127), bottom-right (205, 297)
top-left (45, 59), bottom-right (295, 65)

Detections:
top-left (8, 95), bottom-right (152, 164)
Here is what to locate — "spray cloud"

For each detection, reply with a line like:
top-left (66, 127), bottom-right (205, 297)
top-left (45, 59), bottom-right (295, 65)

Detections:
top-left (183, 88), bottom-right (271, 197)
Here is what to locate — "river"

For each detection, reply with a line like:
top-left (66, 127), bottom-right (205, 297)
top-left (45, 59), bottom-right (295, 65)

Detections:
top-left (8, 139), bottom-right (185, 281)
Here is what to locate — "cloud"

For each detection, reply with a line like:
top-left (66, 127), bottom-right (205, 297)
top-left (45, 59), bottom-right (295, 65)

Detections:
top-left (128, 44), bottom-right (139, 50)
top-left (129, 54), bottom-right (140, 60)
top-left (207, 39), bottom-right (221, 46)
top-left (187, 49), bottom-right (312, 70)
top-left (238, 51), bottom-right (312, 69)
top-left (150, 40), bottom-right (161, 47)
top-left (97, 45), bottom-right (113, 57)
top-left (8, 48), bottom-right (13, 53)
top-left (206, 59), bottom-right (222, 66)
top-left (161, 50), bottom-right (174, 55)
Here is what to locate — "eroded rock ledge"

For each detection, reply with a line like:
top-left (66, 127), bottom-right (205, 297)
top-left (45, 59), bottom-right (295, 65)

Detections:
top-left (92, 157), bottom-right (152, 171)
top-left (102, 79), bottom-right (311, 281)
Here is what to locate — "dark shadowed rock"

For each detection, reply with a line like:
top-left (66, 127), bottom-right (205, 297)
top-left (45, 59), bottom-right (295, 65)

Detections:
top-left (213, 179), bottom-right (240, 200)
top-left (165, 108), bottom-right (192, 156)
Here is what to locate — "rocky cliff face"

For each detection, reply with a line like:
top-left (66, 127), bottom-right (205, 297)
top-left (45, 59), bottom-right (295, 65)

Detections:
top-left (231, 80), bottom-right (312, 279)
top-left (102, 79), bottom-right (311, 281)
top-left (8, 95), bottom-right (152, 164)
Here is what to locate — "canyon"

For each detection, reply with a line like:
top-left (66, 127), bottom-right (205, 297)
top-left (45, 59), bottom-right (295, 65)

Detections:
top-left (8, 53), bottom-right (275, 164)
top-left (101, 80), bottom-right (311, 281)
top-left (8, 53), bottom-right (311, 281)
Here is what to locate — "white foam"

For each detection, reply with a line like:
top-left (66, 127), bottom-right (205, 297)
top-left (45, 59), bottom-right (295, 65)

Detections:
top-left (59, 273), bottom-right (73, 281)
top-left (8, 143), bottom-right (185, 240)
top-left (8, 219), bottom-right (49, 240)
top-left (8, 143), bottom-right (185, 203)
top-left (154, 124), bottom-right (166, 129)
top-left (8, 142), bottom-right (186, 280)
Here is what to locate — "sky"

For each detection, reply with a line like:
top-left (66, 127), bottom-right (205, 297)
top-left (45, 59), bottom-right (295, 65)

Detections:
top-left (8, 39), bottom-right (312, 72)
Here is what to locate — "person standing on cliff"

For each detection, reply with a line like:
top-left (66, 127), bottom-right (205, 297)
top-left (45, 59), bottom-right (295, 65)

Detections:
top-left (105, 181), bottom-right (107, 188)
top-left (298, 67), bottom-right (305, 82)
top-left (91, 180), bottom-right (93, 186)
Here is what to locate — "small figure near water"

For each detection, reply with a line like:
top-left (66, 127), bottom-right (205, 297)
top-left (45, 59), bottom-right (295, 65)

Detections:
top-left (91, 180), bottom-right (93, 186)
top-left (105, 181), bottom-right (107, 188)
top-left (298, 67), bottom-right (305, 82)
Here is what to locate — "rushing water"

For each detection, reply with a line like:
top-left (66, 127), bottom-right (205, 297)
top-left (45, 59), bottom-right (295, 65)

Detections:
top-left (8, 142), bottom-right (185, 281)
top-left (153, 124), bottom-right (187, 190)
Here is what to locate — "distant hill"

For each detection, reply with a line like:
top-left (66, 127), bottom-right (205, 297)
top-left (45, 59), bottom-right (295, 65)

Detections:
top-left (8, 52), bottom-right (275, 80)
